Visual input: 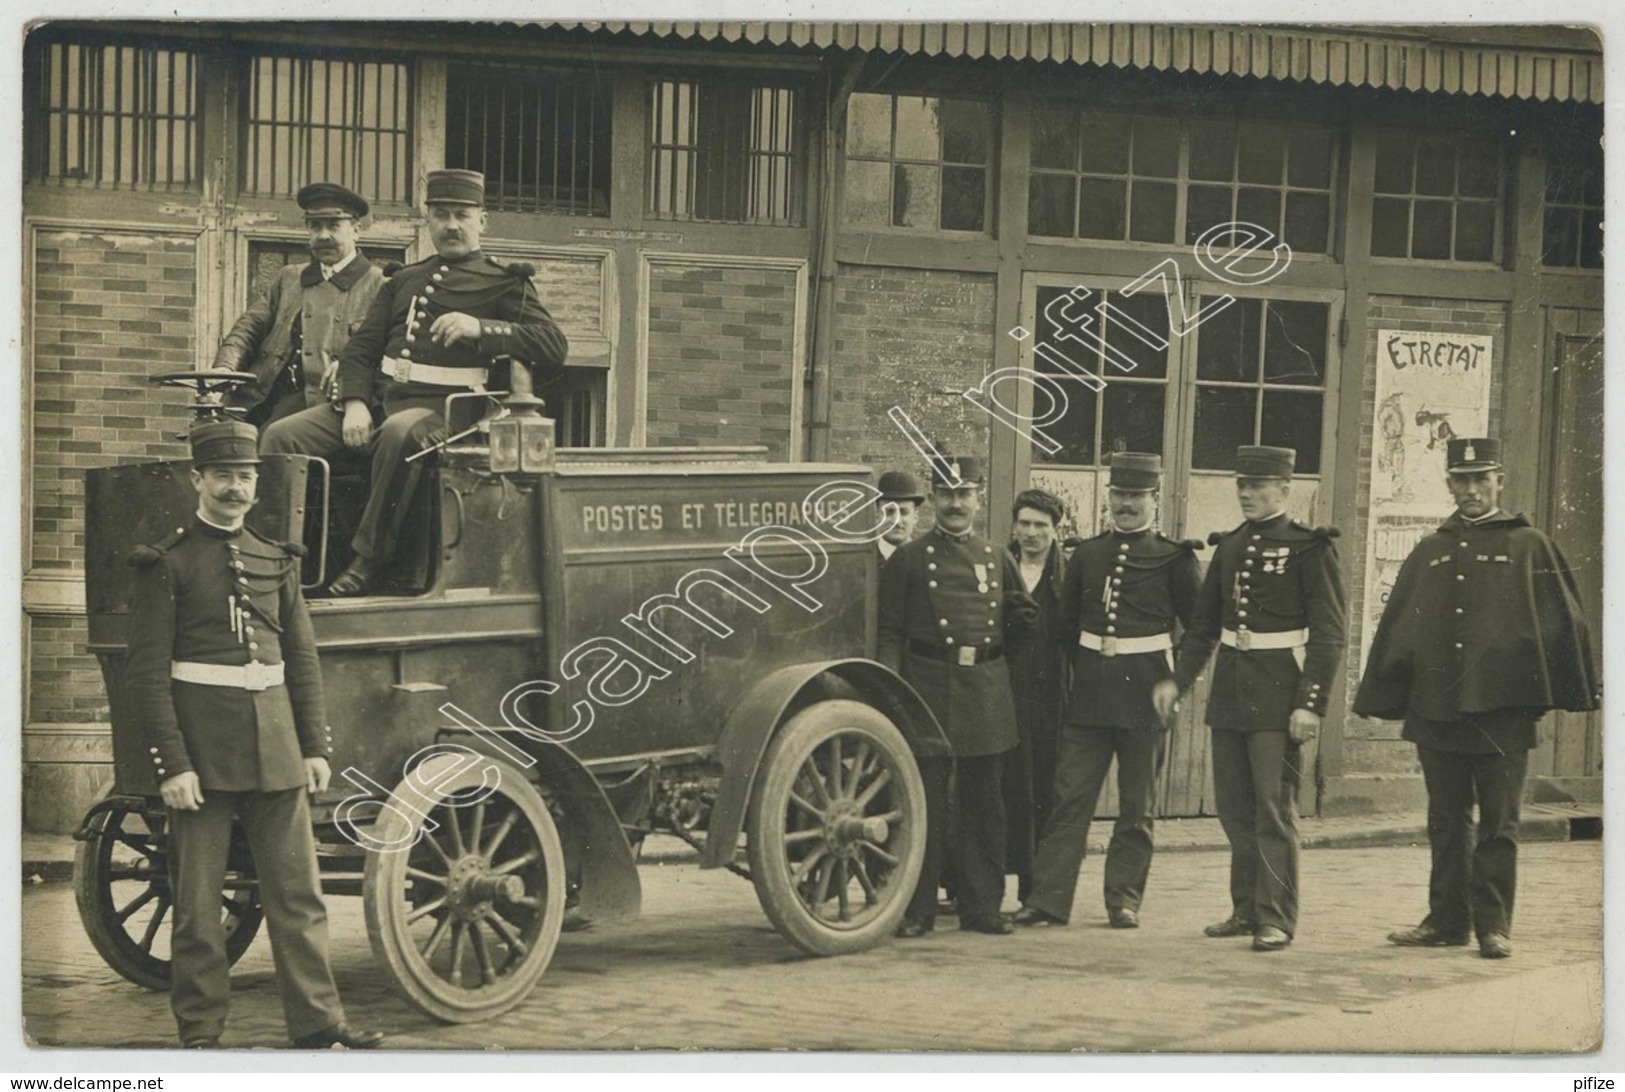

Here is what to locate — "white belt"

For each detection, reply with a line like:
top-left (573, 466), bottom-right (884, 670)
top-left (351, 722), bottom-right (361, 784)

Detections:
top-left (171, 661), bottom-right (285, 691)
top-left (1079, 631), bottom-right (1172, 657)
top-left (381, 355), bottom-right (489, 389)
top-left (1220, 627), bottom-right (1309, 652)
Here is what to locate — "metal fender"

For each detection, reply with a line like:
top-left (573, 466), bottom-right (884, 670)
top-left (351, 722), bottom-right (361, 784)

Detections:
top-left (434, 729), bottom-right (642, 922)
top-left (701, 657), bottom-right (949, 871)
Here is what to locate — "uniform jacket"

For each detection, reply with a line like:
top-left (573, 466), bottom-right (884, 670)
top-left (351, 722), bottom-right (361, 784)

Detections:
top-left (1060, 528), bottom-right (1202, 731)
top-left (1173, 514), bottom-right (1346, 732)
top-left (878, 529), bottom-right (1039, 757)
top-left (1353, 511), bottom-right (1599, 723)
top-left (334, 249), bottom-right (569, 409)
top-left (213, 254), bottom-right (387, 414)
top-left (124, 516), bottom-right (334, 793)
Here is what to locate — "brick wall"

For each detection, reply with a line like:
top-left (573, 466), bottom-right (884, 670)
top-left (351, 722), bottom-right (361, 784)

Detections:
top-left (643, 261), bottom-right (799, 458)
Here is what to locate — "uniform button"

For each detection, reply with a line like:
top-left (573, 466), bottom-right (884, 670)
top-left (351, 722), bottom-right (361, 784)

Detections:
top-left (244, 626), bottom-right (256, 636)
top-left (1455, 642), bottom-right (1464, 649)
top-left (1114, 566), bottom-right (1125, 574)
top-left (424, 285), bottom-right (436, 294)
top-left (1251, 534), bottom-right (1262, 541)
top-left (401, 349), bottom-right (412, 359)
top-left (926, 546), bottom-right (935, 555)
top-left (990, 581), bottom-right (998, 589)
top-left (149, 747), bottom-right (158, 754)
top-left (1460, 541), bottom-right (1469, 548)
top-left (987, 619), bottom-right (996, 627)
top-left (988, 600), bottom-right (998, 608)
top-left (405, 334), bottom-right (415, 343)
top-left (248, 642), bottom-right (259, 650)
top-left (175, 526), bottom-right (185, 535)
top-left (1243, 560), bottom-right (1254, 568)
top-left (432, 273), bottom-right (444, 281)
top-left (1455, 608), bottom-right (1464, 614)
top-left (1239, 597), bottom-right (1250, 605)
top-left (1107, 612), bottom-right (1117, 620)
top-left (984, 546), bottom-right (993, 554)
top-left (1106, 626), bottom-right (1117, 634)
top-left (928, 580), bottom-right (938, 588)
top-left (327, 747), bottom-right (335, 754)
top-left (939, 619), bottom-right (949, 627)
top-left (1247, 545), bottom-right (1258, 553)
top-left (156, 768), bottom-right (166, 775)
top-left (927, 563), bottom-right (937, 571)
top-left (983, 637), bottom-right (993, 645)
top-left (945, 637), bottom-right (956, 645)
top-left (1456, 574), bottom-right (1465, 582)
top-left (439, 265), bottom-right (449, 272)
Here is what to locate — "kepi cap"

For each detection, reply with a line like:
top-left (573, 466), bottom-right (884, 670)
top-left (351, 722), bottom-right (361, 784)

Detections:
top-left (189, 419), bottom-right (261, 468)
top-left (1108, 451), bottom-right (1163, 492)
top-left (296, 182), bottom-right (369, 220)
top-left (425, 169), bottom-right (486, 207)
top-left (1235, 444), bottom-right (1296, 479)
top-left (876, 470), bottom-right (926, 504)
top-left (930, 455), bottom-right (983, 489)
top-left (1447, 437), bottom-right (1502, 474)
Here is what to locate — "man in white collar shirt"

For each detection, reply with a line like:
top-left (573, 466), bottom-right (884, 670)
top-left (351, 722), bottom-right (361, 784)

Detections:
top-left (1355, 437), bottom-right (1598, 960)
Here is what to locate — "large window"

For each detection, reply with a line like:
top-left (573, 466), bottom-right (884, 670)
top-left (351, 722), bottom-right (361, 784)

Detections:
top-left (647, 78), bottom-right (802, 225)
top-left (1192, 298), bottom-right (1329, 472)
top-left (1543, 129), bottom-right (1603, 270)
top-left (844, 93), bottom-right (993, 233)
top-left (1370, 132), bottom-right (1503, 262)
top-left (1029, 110), bottom-right (1337, 254)
top-left (242, 54), bottom-right (412, 203)
top-left (447, 63), bottom-right (611, 217)
top-left (27, 37), bottom-right (200, 189)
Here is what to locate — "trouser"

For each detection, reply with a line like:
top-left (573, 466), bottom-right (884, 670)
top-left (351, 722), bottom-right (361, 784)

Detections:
top-left (907, 754), bottom-right (1006, 923)
top-left (1025, 726), bottom-right (1166, 923)
top-left (261, 393), bottom-right (444, 568)
top-left (1003, 705), bottom-right (1060, 901)
top-left (1417, 744), bottom-right (1528, 939)
top-left (167, 787), bottom-right (343, 1043)
top-left (1210, 729), bottom-right (1301, 935)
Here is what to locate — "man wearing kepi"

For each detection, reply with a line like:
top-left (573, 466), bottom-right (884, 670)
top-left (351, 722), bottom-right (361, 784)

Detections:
top-left (213, 183), bottom-right (386, 427)
top-left (123, 419), bottom-right (384, 1050)
top-left (1354, 437), bottom-right (1598, 960)
top-left (1014, 453), bottom-right (1200, 931)
top-left (262, 168), bottom-right (569, 596)
top-left (879, 455), bottom-right (1038, 937)
top-left (1153, 445), bottom-right (1345, 952)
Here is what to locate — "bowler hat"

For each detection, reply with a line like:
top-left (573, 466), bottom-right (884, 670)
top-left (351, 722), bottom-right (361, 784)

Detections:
top-left (190, 419), bottom-right (261, 468)
top-left (929, 455), bottom-right (983, 489)
top-left (876, 470), bottom-right (926, 503)
top-left (296, 182), bottom-right (369, 220)
top-left (1446, 437), bottom-right (1502, 473)
top-left (1235, 444), bottom-right (1296, 479)
top-left (1108, 451), bottom-right (1163, 492)
top-left (425, 169), bottom-right (486, 207)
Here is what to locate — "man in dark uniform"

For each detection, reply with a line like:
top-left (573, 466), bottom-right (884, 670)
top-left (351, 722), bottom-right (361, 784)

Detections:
top-left (262, 168), bottom-right (569, 595)
top-left (213, 183), bottom-right (387, 427)
top-left (1014, 453), bottom-right (1201, 930)
top-left (878, 456), bottom-right (1037, 937)
top-left (875, 469), bottom-right (925, 562)
top-left (1354, 437), bottom-right (1598, 960)
top-left (123, 419), bottom-right (384, 1049)
top-left (1154, 445), bottom-right (1345, 952)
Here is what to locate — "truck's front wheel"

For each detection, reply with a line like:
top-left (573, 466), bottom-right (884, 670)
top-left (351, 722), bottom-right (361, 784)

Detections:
top-left (746, 699), bottom-right (927, 955)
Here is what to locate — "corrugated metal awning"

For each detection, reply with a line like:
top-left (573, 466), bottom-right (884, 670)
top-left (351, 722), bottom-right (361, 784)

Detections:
top-left (537, 22), bottom-right (1602, 104)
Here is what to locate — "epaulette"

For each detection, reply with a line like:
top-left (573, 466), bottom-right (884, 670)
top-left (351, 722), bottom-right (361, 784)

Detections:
top-left (501, 260), bottom-right (536, 279)
top-left (380, 260), bottom-right (404, 277)
top-left (1290, 520), bottom-right (1341, 540)
top-left (127, 525), bottom-right (186, 566)
top-left (1208, 522), bottom-right (1246, 547)
top-left (241, 524), bottom-right (306, 559)
top-left (1159, 533), bottom-right (1204, 551)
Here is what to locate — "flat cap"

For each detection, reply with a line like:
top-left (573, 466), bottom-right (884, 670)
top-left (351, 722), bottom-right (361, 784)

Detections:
top-left (296, 182), bottom-right (369, 219)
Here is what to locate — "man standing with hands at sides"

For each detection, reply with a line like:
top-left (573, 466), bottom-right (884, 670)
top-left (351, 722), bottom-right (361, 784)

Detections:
top-left (1014, 454), bottom-right (1201, 930)
top-left (1154, 445), bottom-right (1345, 952)
top-left (1355, 438), bottom-right (1598, 960)
top-left (123, 419), bottom-right (384, 1050)
top-left (879, 456), bottom-right (1038, 938)
top-left (874, 470), bottom-right (926, 562)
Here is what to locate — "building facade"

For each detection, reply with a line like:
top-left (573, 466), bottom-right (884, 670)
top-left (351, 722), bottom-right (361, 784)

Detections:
top-left (21, 21), bottom-right (1603, 830)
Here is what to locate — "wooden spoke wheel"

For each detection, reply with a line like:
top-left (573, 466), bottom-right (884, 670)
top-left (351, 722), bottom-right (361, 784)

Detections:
top-left (746, 700), bottom-right (927, 956)
top-left (363, 753), bottom-right (566, 1023)
top-left (73, 793), bottom-right (263, 991)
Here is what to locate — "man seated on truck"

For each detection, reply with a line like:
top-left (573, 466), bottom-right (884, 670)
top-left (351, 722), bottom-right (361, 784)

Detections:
top-left (261, 169), bottom-right (569, 596)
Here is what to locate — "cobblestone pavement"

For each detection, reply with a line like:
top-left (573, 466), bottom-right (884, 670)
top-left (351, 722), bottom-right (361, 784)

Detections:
top-left (20, 841), bottom-right (1601, 1055)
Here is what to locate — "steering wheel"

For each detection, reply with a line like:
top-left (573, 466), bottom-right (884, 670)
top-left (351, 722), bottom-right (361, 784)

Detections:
top-left (149, 370), bottom-right (258, 398)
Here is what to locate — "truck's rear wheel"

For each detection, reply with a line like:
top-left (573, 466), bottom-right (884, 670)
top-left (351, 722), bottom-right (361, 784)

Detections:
top-left (363, 753), bottom-right (566, 1023)
top-left (746, 699), bottom-right (927, 955)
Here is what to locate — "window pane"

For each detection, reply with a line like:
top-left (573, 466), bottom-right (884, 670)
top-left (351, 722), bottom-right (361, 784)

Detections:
top-left (1132, 116), bottom-right (1180, 178)
top-left (1546, 159), bottom-right (1586, 205)
top-left (893, 96), bottom-right (940, 160)
top-left (1080, 113), bottom-right (1131, 175)
top-left (1129, 180), bottom-right (1176, 243)
top-left (1078, 178), bottom-right (1127, 239)
top-left (1581, 210), bottom-right (1604, 268)
top-left (1261, 390), bottom-right (1324, 473)
top-left (844, 158), bottom-right (892, 226)
top-left (1414, 138), bottom-right (1456, 196)
top-left (1033, 381), bottom-right (1099, 465)
top-left (1453, 202), bottom-right (1496, 262)
top-left (1106, 290), bottom-right (1171, 379)
top-left (1542, 207), bottom-right (1579, 267)
top-left (892, 163), bottom-right (939, 227)
top-left (1284, 192), bottom-right (1330, 253)
top-left (1193, 387), bottom-right (1258, 469)
top-left (1029, 173), bottom-right (1077, 237)
top-left (1196, 298), bottom-right (1260, 382)
top-left (1583, 156), bottom-right (1604, 206)
top-left (1374, 134), bottom-right (1414, 194)
top-left (1236, 187), bottom-right (1282, 237)
top-left (1287, 129), bottom-right (1334, 189)
top-left (1185, 184), bottom-right (1233, 246)
top-left (940, 165), bottom-right (986, 231)
top-left (1371, 197), bottom-right (1410, 257)
top-left (1189, 120), bottom-right (1236, 182)
top-left (1456, 139), bottom-right (1500, 199)
top-left (1031, 106), bottom-right (1078, 170)
top-left (1237, 124), bottom-right (1285, 185)
top-left (1263, 301), bottom-right (1328, 385)
top-left (846, 93), bottom-right (892, 157)
top-left (1102, 383), bottom-right (1166, 457)
top-left (939, 99), bottom-right (989, 164)
top-left (1412, 199), bottom-right (1453, 260)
